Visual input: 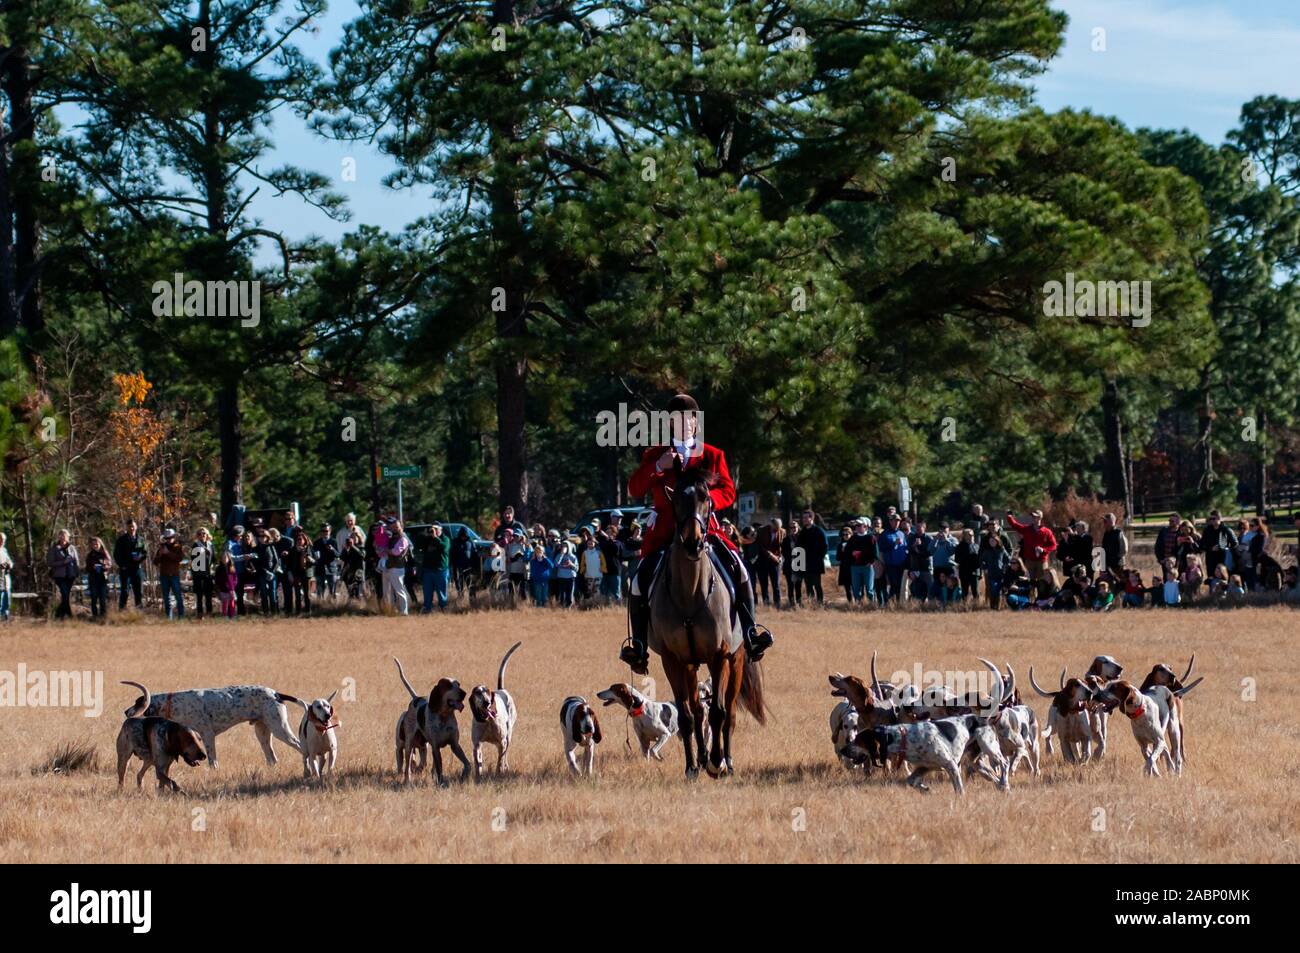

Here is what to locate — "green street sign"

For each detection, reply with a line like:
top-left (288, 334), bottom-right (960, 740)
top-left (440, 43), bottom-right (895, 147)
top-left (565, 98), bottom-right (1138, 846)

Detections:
top-left (379, 464), bottom-right (422, 480)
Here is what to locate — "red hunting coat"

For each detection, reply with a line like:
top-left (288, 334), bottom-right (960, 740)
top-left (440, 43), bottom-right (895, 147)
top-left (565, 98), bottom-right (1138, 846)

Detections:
top-left (628, 442), bottom-right (738, 557)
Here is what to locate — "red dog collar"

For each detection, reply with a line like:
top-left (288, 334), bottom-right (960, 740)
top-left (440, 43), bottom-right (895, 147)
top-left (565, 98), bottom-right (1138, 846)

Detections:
top-left (1126, 703), bottom-right (1145, 720)
top-left (630, 704), bottom-right (645, 718)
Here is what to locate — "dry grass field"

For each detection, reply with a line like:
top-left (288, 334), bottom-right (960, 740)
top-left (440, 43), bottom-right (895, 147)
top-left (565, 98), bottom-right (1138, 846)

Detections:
top-left (1, 602), bottom-right (1297, 864)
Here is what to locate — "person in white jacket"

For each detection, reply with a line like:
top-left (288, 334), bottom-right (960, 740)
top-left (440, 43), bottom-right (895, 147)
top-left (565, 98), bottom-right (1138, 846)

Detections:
top-left (0, 531), bottom-right (14, 622)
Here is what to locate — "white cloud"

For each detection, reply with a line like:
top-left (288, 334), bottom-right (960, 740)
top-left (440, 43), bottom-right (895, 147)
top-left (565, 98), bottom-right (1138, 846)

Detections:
top-left (1048, 0), bottom-right (1300, 97)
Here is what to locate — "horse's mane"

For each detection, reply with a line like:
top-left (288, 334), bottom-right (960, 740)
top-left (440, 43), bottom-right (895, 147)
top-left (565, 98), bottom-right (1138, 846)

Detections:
top-left (671, 457), bottom-right (718, 496)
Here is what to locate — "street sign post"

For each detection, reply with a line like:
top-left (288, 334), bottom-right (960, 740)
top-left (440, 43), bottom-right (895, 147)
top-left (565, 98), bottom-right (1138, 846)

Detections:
top-left (378, 465), bottom-right (423, 523)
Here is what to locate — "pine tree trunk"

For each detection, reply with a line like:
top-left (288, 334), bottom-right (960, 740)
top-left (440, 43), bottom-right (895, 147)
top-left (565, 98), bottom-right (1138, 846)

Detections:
top-left (1254, 407), bottom-right (1268, 516)
top-left (3, 45), bottom-right (41, 335)
top-left (217, 379), bottom-right (242, 525)
top-left (490, 0), bottom-right (529, 520)
top-left (0, 73), bottom-right (18, 337)
top-left (1195, 387), bottom-right (1215, 493)
top-left (1101, 379), bottom-right (1128, 505)
top-left (367, 401), bottom-right (381, 517)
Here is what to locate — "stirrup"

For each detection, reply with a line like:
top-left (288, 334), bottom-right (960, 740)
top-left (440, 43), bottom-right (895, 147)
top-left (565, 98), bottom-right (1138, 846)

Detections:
top-left (619, 642), bottom-right (650, 675)
top-left (744, 623), bottom-right (773, 660)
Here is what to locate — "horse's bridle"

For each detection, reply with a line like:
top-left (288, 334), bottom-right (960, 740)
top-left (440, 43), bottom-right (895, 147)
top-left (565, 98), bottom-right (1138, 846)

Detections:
top-left (675, 487), bottom-right (712, 559)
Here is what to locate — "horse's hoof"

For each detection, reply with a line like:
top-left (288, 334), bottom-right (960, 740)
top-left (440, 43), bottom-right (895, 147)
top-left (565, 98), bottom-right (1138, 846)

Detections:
top-left (685, 767), bottom-right (700, 780)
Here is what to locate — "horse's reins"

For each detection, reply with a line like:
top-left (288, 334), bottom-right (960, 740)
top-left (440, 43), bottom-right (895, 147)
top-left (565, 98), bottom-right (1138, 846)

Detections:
top-left (672, 487), bottom-right (719, 665)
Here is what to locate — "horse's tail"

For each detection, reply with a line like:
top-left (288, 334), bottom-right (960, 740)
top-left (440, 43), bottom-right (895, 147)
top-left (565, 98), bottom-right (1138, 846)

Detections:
top-left (739, 654), bottom-right (768, 725)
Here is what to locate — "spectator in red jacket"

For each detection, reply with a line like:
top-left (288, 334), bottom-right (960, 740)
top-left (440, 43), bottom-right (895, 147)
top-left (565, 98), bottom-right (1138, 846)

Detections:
top-left (620, 393), bottom-right (772, 674)
top-left (1005, 509), bottom-right (1057, 580)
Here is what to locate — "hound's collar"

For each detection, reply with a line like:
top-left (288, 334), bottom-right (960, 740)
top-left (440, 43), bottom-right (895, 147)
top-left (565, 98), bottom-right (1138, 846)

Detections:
top-left (1125, 704), bottom-right (1145, 720)
top-left (309, 712), bottom-right (338, 732)
top-left (630, 704), bottom-right (645, 718)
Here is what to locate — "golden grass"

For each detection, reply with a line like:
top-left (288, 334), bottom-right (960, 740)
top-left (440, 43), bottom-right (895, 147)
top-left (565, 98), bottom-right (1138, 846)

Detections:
top-left (1, 603), bottom-right (1297, 863)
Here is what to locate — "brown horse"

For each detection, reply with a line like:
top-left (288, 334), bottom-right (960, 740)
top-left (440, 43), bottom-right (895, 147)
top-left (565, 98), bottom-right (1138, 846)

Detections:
top-left (651, 471), bottom-right (766, 777)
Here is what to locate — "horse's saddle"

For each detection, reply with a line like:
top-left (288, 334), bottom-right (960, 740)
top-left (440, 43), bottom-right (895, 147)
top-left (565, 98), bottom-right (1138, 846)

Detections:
top-left (648, 540), bottom-right (740, 637)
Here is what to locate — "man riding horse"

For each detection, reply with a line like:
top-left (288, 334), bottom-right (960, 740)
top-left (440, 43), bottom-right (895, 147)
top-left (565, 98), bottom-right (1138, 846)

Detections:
top-left (620, 394), bottom-right (774, 675)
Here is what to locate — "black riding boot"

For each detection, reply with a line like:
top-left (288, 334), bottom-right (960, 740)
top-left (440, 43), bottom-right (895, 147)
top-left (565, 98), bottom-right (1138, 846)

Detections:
top-left (719, 546), bottom-right (773, 661)
top-left (735, 569), bottom-right (773, 661)
top-left (619, 557), bottom-right (655, 675)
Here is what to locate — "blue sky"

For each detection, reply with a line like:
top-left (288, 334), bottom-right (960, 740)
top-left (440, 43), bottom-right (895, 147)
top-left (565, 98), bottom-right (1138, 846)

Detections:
top-left (246, 0), bottom-right (1300, 263)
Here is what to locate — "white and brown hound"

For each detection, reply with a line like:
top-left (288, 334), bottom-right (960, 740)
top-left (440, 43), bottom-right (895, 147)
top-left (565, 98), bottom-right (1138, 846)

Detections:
top-left (988, 663), bottom-right (1041, 779)
top-left (598, 682), bottom-right (681, 761)
top-left (560, 695), bottom-right (602, 777)
top-left (1140, 655), bottom-right (1198, 768)
top-left (830, 701), bottom-right (865, 771)
top-left (294, 692), bottom-right (339, 781)
top-left (1084, 655), bottom-right (1124, 759)
top-left (116, 681), bottom-right (207, 793)
top-left (394, 657), bottom-right (470, 785)
top-left (394, 711), bottom-right (428, 776)
top-left (1094, 679), bottom-right (1184, 776)
top-left (1030, 667), bottom-right (1098, 764)
top-left (468, 641), bottom-right (521, 779)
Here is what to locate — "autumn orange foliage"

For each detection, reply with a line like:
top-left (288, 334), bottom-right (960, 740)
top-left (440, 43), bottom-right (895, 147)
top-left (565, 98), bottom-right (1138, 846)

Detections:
top-left (107, 372), bottom-right (187, 524)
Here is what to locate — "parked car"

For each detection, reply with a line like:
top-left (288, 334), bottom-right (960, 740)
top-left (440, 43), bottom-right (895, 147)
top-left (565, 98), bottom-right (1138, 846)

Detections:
top-left (824, 529), bottom-right (840, 568)
top-left (401, 522), bottom-right (494, 591)
top-left (571, 506), bottom-right (653, 536)
top-left (224, 503), bottom-right (303, 536)
top-left (404, 522), bottom-right (492, 554)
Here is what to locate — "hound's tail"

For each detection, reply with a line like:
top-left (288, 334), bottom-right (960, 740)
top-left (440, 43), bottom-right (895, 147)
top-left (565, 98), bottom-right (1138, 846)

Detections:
top-left (498, 641), bottom-right (522, 691)
top-left (121, 680), bottom-right (150, 718)
top-left (276, 691), bottom-right (307, 711)
top-left (739, 655), bottom-right (768, 725)
top-left (394, 657), bottom-right (420, 702)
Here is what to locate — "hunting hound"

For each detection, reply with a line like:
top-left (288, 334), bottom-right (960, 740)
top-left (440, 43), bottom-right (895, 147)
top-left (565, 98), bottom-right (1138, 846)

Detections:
top-left (394, 658), bottom-right (470, 785)
top-left (122, 683), bottom-right (302, 769)
top-left (988, 663), bottom-right (1041, 779)
top-left (829, 701), bottom-right (863, 771)
top-left (560, 695), bottom-right (602, 777)
top-left (468, 641), bottom-right (522, 779)
top-left (1094, 679), bottom-right (1198, 776)
top-left (597, 680), bottom-right (713, 761)
top-left (116, 681), bottom-right (207, 793)
top-left (1140, 655), bottom-right (1198, 768)
top-left (1030, 667), bottom-right (1098, 764)
top-left (294, 692), bottom-right (339, 781)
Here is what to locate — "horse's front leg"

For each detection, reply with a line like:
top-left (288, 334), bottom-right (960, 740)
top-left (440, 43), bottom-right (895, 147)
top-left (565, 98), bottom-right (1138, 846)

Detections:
top-left (663, 655), bottom-right (698, 778)
top-left (705, 656), bottom-right (728, 777)
top-left (722, 654), bottom-right (743, 774)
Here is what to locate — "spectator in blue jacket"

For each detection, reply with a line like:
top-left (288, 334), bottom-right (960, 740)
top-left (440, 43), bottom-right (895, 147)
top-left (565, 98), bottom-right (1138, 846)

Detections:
top-left (877, 514), bottom-right (909, 602)
top-left (930, 523), bottom-right (959, 596)
top-left (529, 543), bottom-right (553, 607)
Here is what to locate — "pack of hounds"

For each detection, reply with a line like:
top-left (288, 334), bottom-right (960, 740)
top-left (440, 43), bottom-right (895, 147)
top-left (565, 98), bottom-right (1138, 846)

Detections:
top-left (112, 641), bottom-right (1200, 795)
top-left (828, 651), bottom-right (1203, 793)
